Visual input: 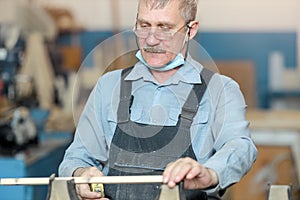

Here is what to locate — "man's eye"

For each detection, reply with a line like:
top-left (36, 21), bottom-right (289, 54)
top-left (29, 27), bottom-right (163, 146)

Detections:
top-left (140, 24), bottom-right (150, 28)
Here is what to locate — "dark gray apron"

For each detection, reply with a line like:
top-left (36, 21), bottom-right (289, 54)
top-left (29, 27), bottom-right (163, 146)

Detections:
top-left (105, 67), bottom-right (214, 200)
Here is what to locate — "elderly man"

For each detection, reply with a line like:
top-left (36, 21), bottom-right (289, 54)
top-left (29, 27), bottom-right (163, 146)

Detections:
top-left (59, 0), bottom-right (257, 199)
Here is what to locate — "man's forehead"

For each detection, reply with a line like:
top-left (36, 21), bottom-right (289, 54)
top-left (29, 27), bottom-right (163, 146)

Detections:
top-left (137, 0), bottom-right (183, 25)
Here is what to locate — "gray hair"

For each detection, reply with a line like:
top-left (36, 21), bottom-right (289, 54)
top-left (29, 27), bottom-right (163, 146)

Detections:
top-left (138, 0), bottom-right (198, 23)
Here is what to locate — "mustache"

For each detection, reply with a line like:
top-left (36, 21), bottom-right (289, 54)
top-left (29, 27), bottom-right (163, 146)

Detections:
top-left (143, 47), bottom-right (167, 53)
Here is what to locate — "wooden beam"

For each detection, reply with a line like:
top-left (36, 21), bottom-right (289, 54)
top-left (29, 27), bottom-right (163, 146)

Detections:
top-left (111, 0), bottom-right (121, 33)
top-left (0, 175), bottom-right (163, 186)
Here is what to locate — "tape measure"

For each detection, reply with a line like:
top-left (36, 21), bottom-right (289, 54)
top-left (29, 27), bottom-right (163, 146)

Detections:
top-left (90, 183), bottom-right (105, 197)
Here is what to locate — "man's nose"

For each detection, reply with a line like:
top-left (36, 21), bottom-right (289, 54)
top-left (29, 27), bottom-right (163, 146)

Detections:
top-left (145, 30), bottom-right (161, 46)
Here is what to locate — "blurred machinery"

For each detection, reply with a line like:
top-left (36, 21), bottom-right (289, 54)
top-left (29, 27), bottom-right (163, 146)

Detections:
top-left (0, 3), bottom-right (58, 155)
top-left (0, 23), bottom-right (25, 101)
top-left (0, 2), bottom-right (79, 156)
top-left (0, 107), bottom-right (37, 155)
top-left (0, 24), bottom-right (39, 155)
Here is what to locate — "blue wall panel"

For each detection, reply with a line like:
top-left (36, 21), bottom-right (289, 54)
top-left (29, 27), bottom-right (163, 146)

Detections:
top-left (196, 32), bottom-right (297, 108)
top-left (0, 159), bottom-right (28, 200)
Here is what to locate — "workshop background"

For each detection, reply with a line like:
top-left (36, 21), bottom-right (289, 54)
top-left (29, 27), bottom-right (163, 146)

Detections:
top-left (0, 0), bottom-right (300, 199)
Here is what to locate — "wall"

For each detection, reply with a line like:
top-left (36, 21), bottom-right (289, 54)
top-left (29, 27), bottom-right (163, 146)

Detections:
top-left (2, 0), bottom-right (300, 31)
top-left (28, 0), bottom-right (300, 68)
top-left (1, 0), bottom-right (299, 108)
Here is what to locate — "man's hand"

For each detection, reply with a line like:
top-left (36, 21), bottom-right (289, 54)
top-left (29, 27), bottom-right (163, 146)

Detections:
top-left (73, 167), bottom-right (109, 200)
top-left (162, 157), bottom-right (219, 190)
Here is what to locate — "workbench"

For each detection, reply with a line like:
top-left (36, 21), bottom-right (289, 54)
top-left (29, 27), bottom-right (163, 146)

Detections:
top-left (247, 109), bottom-right (300, 183)
top-left (1, 109), bottom-right (299, 200)
top-left (228, 109), bottom-right (300, 200)
top-left (0, 132), bottom-right (72, 200)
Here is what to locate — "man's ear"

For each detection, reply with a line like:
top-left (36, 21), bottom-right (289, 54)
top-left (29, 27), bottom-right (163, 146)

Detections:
top-left (188, 21), bottom-right (199, 40)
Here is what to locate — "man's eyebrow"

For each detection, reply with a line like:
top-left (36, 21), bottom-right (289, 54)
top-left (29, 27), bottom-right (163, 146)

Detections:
top-left (136, 19), bottom-right (149, 24)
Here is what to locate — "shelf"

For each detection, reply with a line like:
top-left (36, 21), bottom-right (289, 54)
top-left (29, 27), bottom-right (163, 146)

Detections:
top-left (269, 90), bottom-right (300, 98)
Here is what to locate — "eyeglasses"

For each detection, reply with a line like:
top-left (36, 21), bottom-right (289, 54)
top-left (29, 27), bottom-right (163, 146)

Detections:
top-left (133, 23), bottom-right (189, 41)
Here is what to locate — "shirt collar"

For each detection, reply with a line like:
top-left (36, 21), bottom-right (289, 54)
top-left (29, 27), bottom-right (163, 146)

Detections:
top-left (125, 54), bottom-right (203, 85)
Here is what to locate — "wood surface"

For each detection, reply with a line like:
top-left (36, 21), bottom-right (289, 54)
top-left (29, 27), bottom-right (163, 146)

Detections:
top-left (247, 109), bottom-right (300, 130)
top-left (0, 175), bottom-right (163, 186)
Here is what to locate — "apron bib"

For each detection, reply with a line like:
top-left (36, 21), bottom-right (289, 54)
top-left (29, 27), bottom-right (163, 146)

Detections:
top-left (105, 67), bottom-right (214, 200)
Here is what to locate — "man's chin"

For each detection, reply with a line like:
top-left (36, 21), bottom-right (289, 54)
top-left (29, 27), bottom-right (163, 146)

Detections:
top-left (144, 56), bottom-right (168, 67)
top-left (145, 60), bottom-right (166, 68)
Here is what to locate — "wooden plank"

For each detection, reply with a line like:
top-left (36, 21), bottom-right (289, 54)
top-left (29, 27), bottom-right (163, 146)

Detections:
top-left (216, 61), bottom-right (256, 108)
top-left (247, 109), bottom-right (300, 131)
top-left (158, 184), bottom-right (180, 200)
top-left (0, 175), bottom-right (163, 186)
top-left (267, 185), bottom-right (291, 200)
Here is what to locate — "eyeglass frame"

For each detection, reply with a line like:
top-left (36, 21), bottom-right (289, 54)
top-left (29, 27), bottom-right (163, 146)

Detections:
top-left (133, 22), bottom-right (191, 41)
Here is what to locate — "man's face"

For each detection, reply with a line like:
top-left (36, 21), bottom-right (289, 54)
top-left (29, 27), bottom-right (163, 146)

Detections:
top-left (136, 0), bottom-right (188, 68)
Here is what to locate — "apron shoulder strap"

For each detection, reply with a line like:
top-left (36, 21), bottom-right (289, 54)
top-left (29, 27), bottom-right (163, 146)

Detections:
top-left (181, 68), bottom-right (215, 121)
top-left (117, 66), bottom-right (134, 123)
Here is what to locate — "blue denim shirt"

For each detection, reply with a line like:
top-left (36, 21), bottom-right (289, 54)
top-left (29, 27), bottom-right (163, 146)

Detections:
top-left (59, 56), bottom-right (257, 195)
